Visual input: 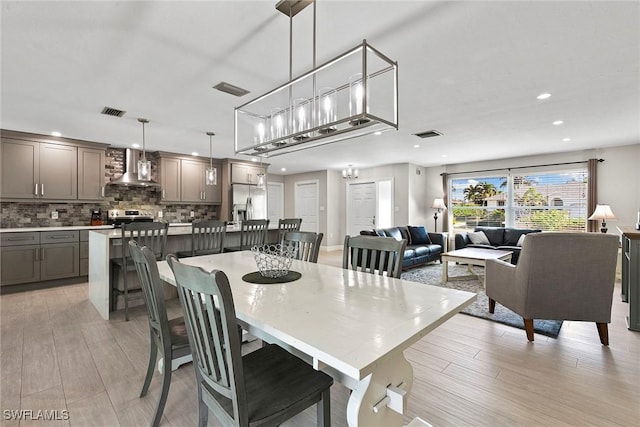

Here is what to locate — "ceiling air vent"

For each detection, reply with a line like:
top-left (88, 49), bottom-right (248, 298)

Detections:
top-left (213, 81), bottom-right (250, 97)
top-left (414, 129), bottom-right (443, 139)
top-left (101, 106), bottom-right (126, 117)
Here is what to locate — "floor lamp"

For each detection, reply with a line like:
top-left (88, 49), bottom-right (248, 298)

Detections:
top-left (431, 198), bottom-right (447, 233)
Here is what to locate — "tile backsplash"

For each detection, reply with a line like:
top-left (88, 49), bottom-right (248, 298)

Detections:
top-left (0, 148), bottom-right (219, 228)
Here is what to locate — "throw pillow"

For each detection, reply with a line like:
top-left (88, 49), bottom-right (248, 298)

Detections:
top-left (516, 234), bottom-right (526, 246)
top-left (468, 231), bottom-right (490, 245)
top-left (407, 225), bottom-right (431, 245)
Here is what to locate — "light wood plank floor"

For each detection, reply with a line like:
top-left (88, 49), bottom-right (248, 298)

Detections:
top-left (1, 251), bottom-right (638, 426)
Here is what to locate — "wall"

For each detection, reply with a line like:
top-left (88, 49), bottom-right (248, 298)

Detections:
top-left (1, 148), bottom-right (219, 228)
top-left (424, 143), bottom-right (640, 236)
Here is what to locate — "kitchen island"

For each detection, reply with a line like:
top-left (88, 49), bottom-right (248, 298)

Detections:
top-left (88, 223), bottom-right (279, 319)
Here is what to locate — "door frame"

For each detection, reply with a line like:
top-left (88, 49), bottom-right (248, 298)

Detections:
top-left (346, 177), bottom-right (395, 236)
top-left (294, 179), bottom-right (320, 233)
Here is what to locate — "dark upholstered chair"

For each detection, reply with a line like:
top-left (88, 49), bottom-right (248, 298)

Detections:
top-left (176, 220), bottom-right (226, 258)
top-left (167, 255), bottom-right (333, 427)
top-left (128, 241), bottom-right (191, 427)
top-left (486, 232), bottom-right (619, 344)
top-left (111, 222), bottom-right (168, 321)
top-left (342, 235), bottom-right (407, 279)
top-left (282, 231), bottom-right (323, 263)
top-left (225, 219), bottom-right (269, 252)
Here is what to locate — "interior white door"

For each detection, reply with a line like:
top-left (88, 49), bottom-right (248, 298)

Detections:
top-left (295, 181), bottom-right (319, 233)
top-left (348, 181), bottom-right (377, 236)
top-left (267, 182), bottom-right (284, 225)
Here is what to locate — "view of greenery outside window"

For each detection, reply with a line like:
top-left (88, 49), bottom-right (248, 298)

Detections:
top-left (450, 169), bottom-right (588, 233)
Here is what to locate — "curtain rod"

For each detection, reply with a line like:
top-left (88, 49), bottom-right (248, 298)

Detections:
top-left (440, 159), bottom-right (604, 177)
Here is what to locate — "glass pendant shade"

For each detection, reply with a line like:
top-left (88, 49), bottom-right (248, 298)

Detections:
top-left (205, 132), bottom-right (217, 186)
top-left (235, 40), bottom-right (398, 157)
top-left (137, 118), bottom-right (151, 182)
top-left (257, 173), bottom-right (265, 189)
top-left (342, 165), bottom-right (358, 179)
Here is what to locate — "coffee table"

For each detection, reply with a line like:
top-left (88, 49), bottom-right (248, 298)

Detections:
top-left (441, 247), bottom-right (513, 286)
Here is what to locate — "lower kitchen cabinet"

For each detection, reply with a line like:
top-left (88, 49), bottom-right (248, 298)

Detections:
top-left (1, 230), bottom-right (80, 286)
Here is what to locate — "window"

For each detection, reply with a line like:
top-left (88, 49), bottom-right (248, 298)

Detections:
top-left (450, 168), bottom-right (588, 233)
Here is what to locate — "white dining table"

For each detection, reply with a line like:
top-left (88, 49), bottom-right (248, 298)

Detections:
top-left (156, 251), bottom-right (476, 427)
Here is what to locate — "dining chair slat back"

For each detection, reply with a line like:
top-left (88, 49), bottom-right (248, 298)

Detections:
top-left (128, 241), bottom-right (190, 427)
top-left (111, 221), bottom-right (169, 321)
top-left (283, 231), bottom-right (323, 263)
top-left (177, 220), bottom-right (227, 257)
top-left (167, 255), bottom-right (333, 427)
top-left (278, 218), bottom-right (302, 242)
top-left (240, 219), bottom-right (269, 250)
top-left (342, 235), bottom-right (407, 279)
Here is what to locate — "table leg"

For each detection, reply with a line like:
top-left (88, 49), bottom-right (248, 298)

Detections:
top-left (346, 352), bottom-right (414, 427)
top-left (442, 258), bottom-right (449, 283)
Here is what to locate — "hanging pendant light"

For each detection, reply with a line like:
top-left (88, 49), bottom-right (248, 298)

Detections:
top-left (256, 157), bottom-right (266, 189)
top-left (137, 118), bottom-right (151, 182)
top-left (205, 132), bottom-right (217, 186)
top-left (342, 164), bottom-right (358, 180)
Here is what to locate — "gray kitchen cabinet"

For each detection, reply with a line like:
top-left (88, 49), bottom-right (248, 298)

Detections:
top-left (78, 147), bottom-right (106, 200)
top-left (0, 230), bottom-right (80, 286)
top-left (231, 162), bottom-right (263, 185)
top-left (80, 230), bottom-right (89, 276)
top-left (159, 156), bottom-right (181, 202)
top-left (1, 138), bottom-right (77, 200)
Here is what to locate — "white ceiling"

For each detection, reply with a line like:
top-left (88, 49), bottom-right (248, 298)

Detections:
top-left (2, 1), bottom-right (639, 175)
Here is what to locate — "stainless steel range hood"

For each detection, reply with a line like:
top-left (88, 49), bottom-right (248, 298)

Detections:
top-left (109, 148), bottom-right (159, 187)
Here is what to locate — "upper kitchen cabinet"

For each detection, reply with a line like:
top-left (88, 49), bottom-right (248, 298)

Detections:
top-left (1, 138), bottom-right (77, 200)
top-left (159, 156), bottom-right (181, 202)
top-left (231, 162), bottom-right (263, 185)
top-left (1, 130), bottom-right (109, 202)
top-left (78, 147), bottom-right (106, 200)
top-left (157, 152), bottom-right (221, 204)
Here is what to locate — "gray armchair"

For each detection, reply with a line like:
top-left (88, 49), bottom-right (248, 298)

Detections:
top-left (485, 232), bottom-right (618, 344)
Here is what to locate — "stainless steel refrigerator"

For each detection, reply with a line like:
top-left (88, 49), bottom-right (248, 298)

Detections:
top-left (231, 184), bottom-right (267, 221)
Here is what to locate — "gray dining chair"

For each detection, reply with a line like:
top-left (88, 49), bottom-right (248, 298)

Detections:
top-left (128, 241), bottom-right (191, 427)
top-left (342, 234), bottom-right (407, 279)
top-left (225, 219), bottom-right (269, 251)
top-left (277, 218), bottom-right (302, 242)
top-left (282, 231), bottom-right (323, 263)
top-left (111, 221), bottom-right (168, 321)
top-left (166, 255), bottom-right (333, 427)
top-left (176, 219), bottom-right (227, 258)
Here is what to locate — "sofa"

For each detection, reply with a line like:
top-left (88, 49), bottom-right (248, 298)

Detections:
top-left (360, 225), bottom-right (445, 269)
top-left (454, 226), bottom-right (541, 264)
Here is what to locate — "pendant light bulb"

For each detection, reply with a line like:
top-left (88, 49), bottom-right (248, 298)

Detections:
top-left (256, 156), bottom-right (265, 189)
top-left (137, 118), bottom-right (151, 182)
top-left (205, 132), bottom-right (217, 186)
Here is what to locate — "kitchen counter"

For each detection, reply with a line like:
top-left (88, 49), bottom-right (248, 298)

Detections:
top-left (0, 225), bottom-right (114, 233)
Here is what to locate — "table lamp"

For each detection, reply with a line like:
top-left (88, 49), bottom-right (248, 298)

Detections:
top-left (431, 198), bottom-right (447, 232)
top-left (588, 204), bottom-right (616, 233)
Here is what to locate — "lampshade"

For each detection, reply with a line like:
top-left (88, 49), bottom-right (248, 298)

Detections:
top-left (205, 132), bottom-right (217, 186)
top-left (588, 204), bottom-right (616, 221)
top-left (342, 165), bottom-right (358, 180)
top-left (137, 118), bottom-right (151, 182)
top-left (431, 198), bottom-right (447, 211)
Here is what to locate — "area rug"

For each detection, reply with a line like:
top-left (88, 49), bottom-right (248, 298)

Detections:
top-left (401, 263), bottom-right (563, 338)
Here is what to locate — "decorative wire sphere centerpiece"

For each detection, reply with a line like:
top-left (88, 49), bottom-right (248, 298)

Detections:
top-left (251, 244), bottom-right (296, 278)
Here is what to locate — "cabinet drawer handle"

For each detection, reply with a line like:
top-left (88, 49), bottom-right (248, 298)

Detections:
top-left (7, 236), bottom-right (31, 242)
top-left (162, 189), bottom-right (166, 199)
top-left (41, 184), bottom-right (44, 197)
top-left (34, 183), bottom-right (39, 196)
top-left (49, 235), bottom-right (73, 240)
top-left (101, 186), bottom-right (105, 197)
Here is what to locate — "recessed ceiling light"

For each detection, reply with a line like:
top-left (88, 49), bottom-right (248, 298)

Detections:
top-left (51, 131), bottom-right (62, 137)
top-left (562, 137), bottom-right (571, 142)
top-left (441, 154), bottom-right (447, 158)
top-left (537, 93), bottom-right (552, 100)
top-left (374, 131), bottom-right (382, 136)
top-left (191, 152), bottom-right (199, 156)
top-left (132, 143), bottom-right (140, 148)
top-left (281, 167), bottom-right (286, 172)
top-left (413, 144), bottom-right (420, 148)
top-left (552, 120), bottom-right (564, 125)
top-left (252, 158), bottom-right (258, 162)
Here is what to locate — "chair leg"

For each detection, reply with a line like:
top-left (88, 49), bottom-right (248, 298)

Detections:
top-left (317, 388), bottom-right (331, 427)
top-left (110, 264), bottom-right (118, 312)
top-left (197, 385), bottom-right (208, 427)
top-left (596, 322), bottom-right (609, 346)
top-left (140, 333), bottom-right (158, 398)
top-left (523, 318), bottom-right (534, 342)
top-left (151, 354), bottom-right (172, 427)
top-left (123, 268), bottom-right (129, 321)
top-left (488, 298), bottom-right (496, 314)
